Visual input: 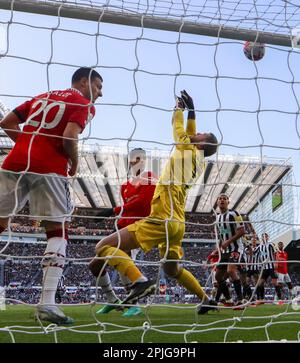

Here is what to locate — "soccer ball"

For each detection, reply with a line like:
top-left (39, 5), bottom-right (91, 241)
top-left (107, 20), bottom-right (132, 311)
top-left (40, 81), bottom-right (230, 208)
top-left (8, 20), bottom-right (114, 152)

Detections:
top-left (291, 295), bottom-right (300, 311)
top-left (243, 41), bottom-right (265, 61)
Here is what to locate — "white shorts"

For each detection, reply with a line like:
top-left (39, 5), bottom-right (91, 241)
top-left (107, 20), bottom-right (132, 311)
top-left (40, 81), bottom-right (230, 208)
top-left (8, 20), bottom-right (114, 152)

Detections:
top-left (0, 169), bottom-right (73, 223)
top-left (277, 273), bottom-right (291, 284)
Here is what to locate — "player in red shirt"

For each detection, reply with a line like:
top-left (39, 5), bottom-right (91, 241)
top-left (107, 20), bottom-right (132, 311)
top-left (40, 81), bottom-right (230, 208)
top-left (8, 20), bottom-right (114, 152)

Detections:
top-left (275, 241), bottom-right (293, 300)
top-left (95, 148), bottom-right (157, 316)
top-left (98, 148), bottom-right (157, 229)
top-left (0, 67), bottom-right (103, 324)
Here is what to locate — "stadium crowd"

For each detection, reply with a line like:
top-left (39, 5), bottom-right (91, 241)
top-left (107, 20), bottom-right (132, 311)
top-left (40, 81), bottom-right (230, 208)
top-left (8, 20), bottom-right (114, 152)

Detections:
top-left (1, 208), bottom-right (299, 305)
top-left (2, 239), bottom-right (299, 304)
top-left (6, 207), bottom-right (216, 240)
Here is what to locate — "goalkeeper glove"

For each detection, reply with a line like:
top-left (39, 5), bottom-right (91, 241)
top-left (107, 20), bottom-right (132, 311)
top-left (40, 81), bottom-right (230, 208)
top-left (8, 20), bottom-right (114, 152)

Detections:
top-left (96, 208), bottom-right (114, 217)
top-left (175, 96), bottom-right (186, 110)
top-left (180, 90), bottom-right (195, 119)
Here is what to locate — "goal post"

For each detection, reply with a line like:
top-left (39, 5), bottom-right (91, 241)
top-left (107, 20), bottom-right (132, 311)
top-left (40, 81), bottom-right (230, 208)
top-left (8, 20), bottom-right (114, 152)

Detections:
top-left (0, 0), bottom-right (293, 47)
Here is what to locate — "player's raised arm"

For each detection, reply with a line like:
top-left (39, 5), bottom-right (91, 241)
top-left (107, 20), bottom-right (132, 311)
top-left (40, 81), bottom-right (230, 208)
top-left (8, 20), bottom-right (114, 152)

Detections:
top-left (172, 94), bottom-right (193, 150)
top-left (181, 90), bottom-right (196, 137)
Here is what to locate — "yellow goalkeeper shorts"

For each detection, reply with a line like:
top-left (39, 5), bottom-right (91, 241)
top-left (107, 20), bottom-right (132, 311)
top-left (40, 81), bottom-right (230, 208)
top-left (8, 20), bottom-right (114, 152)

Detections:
top-left (127, 218), bottom-right (185, 260)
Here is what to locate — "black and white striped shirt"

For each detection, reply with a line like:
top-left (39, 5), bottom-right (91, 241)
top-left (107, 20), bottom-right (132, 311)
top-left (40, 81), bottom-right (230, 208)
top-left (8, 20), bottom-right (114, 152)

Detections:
top-left (258, 242), bottom-right (276, 270)
top-left (57, 275), bottom-right (65, 289)
top-left (216, 210), bottom-right (244, 254)
top-left (247, 246), bottom-right (261, 271)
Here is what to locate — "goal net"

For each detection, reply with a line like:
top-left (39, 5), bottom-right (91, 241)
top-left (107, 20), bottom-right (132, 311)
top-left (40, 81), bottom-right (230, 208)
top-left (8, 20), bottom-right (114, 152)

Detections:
top-left (0, 0), bottom-right (300, 343)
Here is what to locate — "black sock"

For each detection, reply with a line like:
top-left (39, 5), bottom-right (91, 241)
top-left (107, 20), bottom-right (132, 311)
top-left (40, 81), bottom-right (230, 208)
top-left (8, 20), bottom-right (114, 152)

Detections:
top-left (257, 285), bottom-right (265, 300)
top-left (215, 286), bottom-right (222, 302)
top-left (243, 284), bottom-right (252, 300)
top-left (220, 280), bottom-right (231, 301)
top-left (233, 279), bottom-right (243, 301)
top-left (275, 285), bottom-right (282, 300)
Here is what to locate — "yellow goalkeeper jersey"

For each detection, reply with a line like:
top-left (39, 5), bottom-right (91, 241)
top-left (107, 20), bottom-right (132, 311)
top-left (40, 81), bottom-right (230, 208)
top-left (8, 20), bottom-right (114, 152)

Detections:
top-left (150, 109), bottom-right (205, 223)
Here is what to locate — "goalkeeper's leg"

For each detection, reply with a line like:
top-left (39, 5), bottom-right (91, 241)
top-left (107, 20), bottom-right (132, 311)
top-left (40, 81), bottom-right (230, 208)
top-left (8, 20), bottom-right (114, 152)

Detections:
top-left (95, 248), bottom-right (142, 314)
top-left (94, 250), bottom-right (142, 315)
top-left (95, 269), bottom-right (122, 314)
top-left (89, 228), bottom-right (155, 305)
top-left (163, 261), bottom-right (217, 314)
top-left (119, 249), bottom-right (142, 317)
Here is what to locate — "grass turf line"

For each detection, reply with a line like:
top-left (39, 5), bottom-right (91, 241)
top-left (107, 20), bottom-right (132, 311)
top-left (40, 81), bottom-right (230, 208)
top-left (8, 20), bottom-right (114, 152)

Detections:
top-left (0, 304), bottom-right (299, 343)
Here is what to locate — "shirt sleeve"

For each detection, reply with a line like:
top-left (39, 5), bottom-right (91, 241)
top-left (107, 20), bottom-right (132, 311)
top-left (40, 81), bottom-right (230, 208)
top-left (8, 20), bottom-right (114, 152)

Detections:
top-left (114, 179), bottom-right (156, 216)
top-left (68, 104), bottom-right (95, 132)
top-left (172, 109), bottom-right (193, 150)
top-left (233, 211), bottom-right (244, 229)
top-left (186, 117), bottom-right (196, 137)
top-left (13, 99), bottom-right (34, 123)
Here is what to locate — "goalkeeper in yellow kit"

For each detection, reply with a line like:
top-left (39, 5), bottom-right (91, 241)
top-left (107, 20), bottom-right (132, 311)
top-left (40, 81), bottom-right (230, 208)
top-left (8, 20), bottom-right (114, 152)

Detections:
top-left (89, 90), bottom-right (219, 314)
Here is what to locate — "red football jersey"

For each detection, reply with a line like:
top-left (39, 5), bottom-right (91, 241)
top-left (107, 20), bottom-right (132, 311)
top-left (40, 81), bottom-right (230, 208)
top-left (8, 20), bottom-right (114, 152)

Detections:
top-left (207, 252), bottom-right (219, 264)
top-left (114, 171), bottom-right (157, 229)
top-left (2, 88), bottom-right (95, 176)
top-left (276, 251), bottom-right (288, 274)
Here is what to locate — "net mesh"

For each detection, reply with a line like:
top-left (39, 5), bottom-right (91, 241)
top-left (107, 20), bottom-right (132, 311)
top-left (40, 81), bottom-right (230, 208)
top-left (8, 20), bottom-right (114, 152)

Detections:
top-left (0, 0), bottom-right (300, 343)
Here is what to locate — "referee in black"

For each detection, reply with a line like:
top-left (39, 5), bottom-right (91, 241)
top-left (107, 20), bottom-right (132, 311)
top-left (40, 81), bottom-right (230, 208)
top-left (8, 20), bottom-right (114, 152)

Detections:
top-left (215, 194), bottom-right (246, 308)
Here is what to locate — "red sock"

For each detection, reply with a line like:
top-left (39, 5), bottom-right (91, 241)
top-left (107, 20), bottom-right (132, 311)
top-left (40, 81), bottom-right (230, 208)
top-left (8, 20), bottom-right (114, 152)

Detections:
top-left (46, 229), bottom-right (68, 240)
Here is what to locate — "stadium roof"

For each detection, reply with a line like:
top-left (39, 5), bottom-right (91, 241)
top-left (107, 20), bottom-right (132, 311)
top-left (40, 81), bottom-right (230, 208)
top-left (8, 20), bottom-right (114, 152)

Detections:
top-left (0, 133), bottom-right (292, 215)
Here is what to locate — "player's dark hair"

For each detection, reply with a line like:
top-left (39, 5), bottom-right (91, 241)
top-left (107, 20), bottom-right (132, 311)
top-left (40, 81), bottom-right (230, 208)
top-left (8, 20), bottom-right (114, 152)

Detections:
top-left (72, 67), bottom-right (103, 84)
top-left (218, 193), bottom-right (229, 200)
top-left (204, 133), bottom-right (218, 157)
top-left (130, 148), bottom-right (146, 160)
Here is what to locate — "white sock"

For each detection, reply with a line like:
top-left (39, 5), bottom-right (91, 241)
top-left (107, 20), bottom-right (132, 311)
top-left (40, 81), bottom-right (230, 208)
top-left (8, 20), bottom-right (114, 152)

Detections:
top-left (211, 287), bottom-right (217, 299)
top-left (135, 276), bottom-right (148, 283)
top-left (130, 249), bottom-right (139, 261)
top-left (119, 272), bottom-right (132, 292)
top-left (98, 271), bottom-right (119, 303)
top-left (40, 237), bottom-right (67, 306)
top-left (41, 266), bottom-right (63, 305)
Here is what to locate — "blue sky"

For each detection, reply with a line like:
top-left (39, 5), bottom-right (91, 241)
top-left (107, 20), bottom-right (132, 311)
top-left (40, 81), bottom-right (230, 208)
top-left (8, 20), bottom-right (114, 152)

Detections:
top-left (1, 1), bottom-right (300, 218)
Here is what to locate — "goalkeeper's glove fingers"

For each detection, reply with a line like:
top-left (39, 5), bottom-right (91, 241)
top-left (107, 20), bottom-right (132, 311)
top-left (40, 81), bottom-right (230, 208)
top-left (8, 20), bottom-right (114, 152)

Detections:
top-left (175, 96), bottom-right (186, 110)
top-left (180, 89), bottom-right (194, 110)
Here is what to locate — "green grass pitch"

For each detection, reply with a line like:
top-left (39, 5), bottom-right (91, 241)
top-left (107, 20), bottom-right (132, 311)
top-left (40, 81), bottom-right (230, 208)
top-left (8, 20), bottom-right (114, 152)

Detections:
top-left (0, 304), bottom-right (300, 343)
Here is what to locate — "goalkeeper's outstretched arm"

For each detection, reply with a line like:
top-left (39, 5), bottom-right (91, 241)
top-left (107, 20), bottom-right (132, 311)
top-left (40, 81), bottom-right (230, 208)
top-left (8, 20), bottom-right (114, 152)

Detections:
top-left (173, 90), bottom-right (218, 157)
